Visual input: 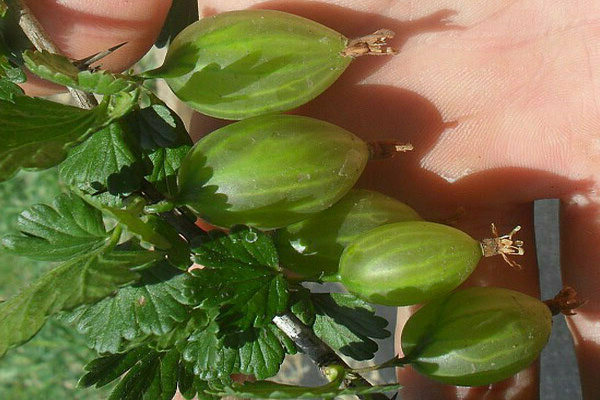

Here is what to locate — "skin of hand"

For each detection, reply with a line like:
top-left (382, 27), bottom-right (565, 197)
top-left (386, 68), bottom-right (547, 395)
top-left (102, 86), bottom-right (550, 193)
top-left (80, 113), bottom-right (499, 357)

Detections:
top-left (190, 1), bottom-right (600, 399)
top-left (22, 0), bottom-right (600, 399)
top-left (18, 0), bottom-right (172, 96)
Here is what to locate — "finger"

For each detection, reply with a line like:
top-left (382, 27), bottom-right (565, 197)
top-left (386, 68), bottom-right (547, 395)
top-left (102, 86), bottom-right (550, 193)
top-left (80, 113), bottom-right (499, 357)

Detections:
top-left (560, 193), bottom-right (600, 400)
top-left (395, 204), bottom-right (541, 400)
top-left (22, 0), bottom-right (172, 96)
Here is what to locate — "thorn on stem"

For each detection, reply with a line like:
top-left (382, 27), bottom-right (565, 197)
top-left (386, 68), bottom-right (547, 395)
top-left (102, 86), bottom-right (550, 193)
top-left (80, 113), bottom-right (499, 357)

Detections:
top-left (73, 42), bottom-right (128, 70)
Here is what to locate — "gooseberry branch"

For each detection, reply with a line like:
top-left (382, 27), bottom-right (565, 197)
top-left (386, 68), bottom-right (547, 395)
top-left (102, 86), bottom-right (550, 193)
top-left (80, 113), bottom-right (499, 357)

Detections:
top-left (9, 3), bottom-right (392, 397)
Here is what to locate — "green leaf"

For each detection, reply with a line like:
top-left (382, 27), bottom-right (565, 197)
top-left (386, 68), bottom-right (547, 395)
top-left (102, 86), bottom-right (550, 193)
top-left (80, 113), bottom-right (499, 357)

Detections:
top-left (189, 266), bottom-right (288, 331)
top-left (80, 345), bottom-right (218, 400)
top-left (129, 103), bottom-right (191, 150)
top-left (189, 226), bottom-right (287, 330)
top-left (63, 262), bottom-right (192, 353)
top-left (0, 95), bottom-right (131, 182)
top-left (183, 318), bottom-right (287, 381)
top-left (1, 192), bottom-right (108, 261)
top-left (154, 309), bottom-right (209, 351)
top-left (0, 2), bottom-right (7, 18)
top-left (23, 50), bottom-right (137, 95)
top-left (177, 364), bottom-right (216, 400)
top-left (105, 89), bottom-right (140, 121)
top-left (312, 293), bottom-right (391, 361)
top-left (80, 346), bottom-right (180, 400)
top-left (59, 121), bottom-right (146, 196)
top-left (101, 197), bottom-right (174, 250)
top-left (108, 347), bottom-right (179, 400)
top-left (289, 287), bottom-right (315, 326)
top-left (0, 54), bottom-right (26, 83)
top-left (0, 77), bottom-right (23, 101)
top-left (154, 0), bottom-right (199, 48)
top-left (147, 145), bottom-right (190, 198)
top-left (212, 380), bottom-right (402, 399)
top-left (0, 246), bottom-right (162, 357)
top-left (144, 216), bottom-right (192, 270)
top-left (193, 226), bottom-right (278, 269)
top-left (127, 103), bottom-right (192, 197)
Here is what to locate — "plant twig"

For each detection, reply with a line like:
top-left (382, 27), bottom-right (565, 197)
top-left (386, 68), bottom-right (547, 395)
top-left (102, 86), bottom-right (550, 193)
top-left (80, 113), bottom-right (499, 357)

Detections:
top-left (7, 0), bottom-right (98, 109)
top-left (273, 313), bottom-right (390, 400)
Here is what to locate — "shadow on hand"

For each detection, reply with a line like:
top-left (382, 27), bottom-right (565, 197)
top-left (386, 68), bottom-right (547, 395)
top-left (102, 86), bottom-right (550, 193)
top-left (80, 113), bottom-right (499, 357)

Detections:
top-left (193, 2), bottom-right (591, 222)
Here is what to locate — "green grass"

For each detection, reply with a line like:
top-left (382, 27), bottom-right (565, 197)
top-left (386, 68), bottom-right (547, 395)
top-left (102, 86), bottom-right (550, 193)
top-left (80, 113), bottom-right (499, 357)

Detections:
top-left (0, 169), bottom-right (112, 400)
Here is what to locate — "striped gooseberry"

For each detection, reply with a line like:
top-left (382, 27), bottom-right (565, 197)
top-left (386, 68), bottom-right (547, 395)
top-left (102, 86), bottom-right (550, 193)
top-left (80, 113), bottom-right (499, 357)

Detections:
top-left (145, 9), bottom-right (395, 120)
top-left (337, 221), bottom-right (524, 306)
top-left (275, 189), bottom-right (421, 278)
top-left (176, 114), bottom-right (369, 230)
top-left (400, 286), bottom-right (552, 386)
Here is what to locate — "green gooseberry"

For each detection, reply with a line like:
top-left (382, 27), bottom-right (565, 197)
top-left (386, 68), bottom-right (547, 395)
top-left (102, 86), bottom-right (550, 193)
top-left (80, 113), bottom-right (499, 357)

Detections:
top-left (177, 114), bottom-right (369, 230)
top-left (401, 286), bottom-right (552, 386)
top-left (146, 9), bottom-right (394, 120)
top-left (338, 221), bottom-right (524, 306)
top-left (275, 189), bottom-right (421, 278)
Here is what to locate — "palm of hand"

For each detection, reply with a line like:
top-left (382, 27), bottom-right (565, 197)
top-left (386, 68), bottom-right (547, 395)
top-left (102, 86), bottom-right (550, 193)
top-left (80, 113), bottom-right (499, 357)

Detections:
top-left (22, 0), bottom-right (600, 398)
top-left (192, 2), bottom-right (600, 399)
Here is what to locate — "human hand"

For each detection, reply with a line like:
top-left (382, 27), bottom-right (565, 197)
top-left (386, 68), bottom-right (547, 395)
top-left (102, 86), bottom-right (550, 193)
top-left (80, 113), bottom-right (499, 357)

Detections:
top-left (186, 1), bottom-right (598, 399)
top-left (15, 0), bottom-right (172, 96)
top-left (19, 0), bottom-right (600, 398)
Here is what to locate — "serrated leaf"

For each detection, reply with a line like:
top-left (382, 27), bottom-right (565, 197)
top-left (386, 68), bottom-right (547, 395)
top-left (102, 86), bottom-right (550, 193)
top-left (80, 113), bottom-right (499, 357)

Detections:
top-left (81, 346), bottom-right (216, 400)
top-left (144, 216), bottom-right (192, 270)
top-left (23, 50), bottom-right (137, 95)
top-left (212, 380), bottom-right (402, 399)
top-left (1, 192), bottom-right (108, 261)
top-left (109, 347), bottom-right (179, 400)
top-left (154, 309), bottom-right (209, 351)
top-left (59, 120), bottom-right (146, 196)
top-left (183, 320), bottom-right (286, 381)
top-left (127, 103), bottom-right (192, 198)
top-left (0, 77), bottom-right (23, 101)
top-left (147, 145), bottom-right (190, 198)
top-left (312, 293), bottom-right (390, 361)
top-left (154, 0), bottom-right (199, 48)
top-left (0, 94), bottom-right (131, 182)
top-left (188, 264), bottom-right (288, 331)
top-left (80, 346), bottom-right (151, 388)
top-left (289, 287), bottom-right (315, 326)
top-left (129, 103), bottom-right (191, 150)
top-left (0, 246), bottom-right (162, 357)
top-left (189, 227), bottom-right (287, 330)
top-left (80, 346), bottom-right (180, 400)
top-left (63, 262), bottom-right (192, 353)
top-left (193, 226), bottom-right (278, 269)
top-left (100, 197), bottom-right (174, 250)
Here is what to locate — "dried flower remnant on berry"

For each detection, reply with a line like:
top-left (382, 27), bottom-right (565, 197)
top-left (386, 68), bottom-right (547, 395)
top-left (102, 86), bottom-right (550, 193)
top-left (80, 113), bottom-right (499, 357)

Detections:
top-left (480, 224), bottom-right (524, 268)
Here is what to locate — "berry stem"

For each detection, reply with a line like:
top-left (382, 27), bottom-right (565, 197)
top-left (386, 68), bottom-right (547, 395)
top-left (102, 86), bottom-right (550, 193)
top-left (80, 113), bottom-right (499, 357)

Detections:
top-left (544, 286), bottom-right (586, 316)
top-left (368, 141), bottom-right (413, 160)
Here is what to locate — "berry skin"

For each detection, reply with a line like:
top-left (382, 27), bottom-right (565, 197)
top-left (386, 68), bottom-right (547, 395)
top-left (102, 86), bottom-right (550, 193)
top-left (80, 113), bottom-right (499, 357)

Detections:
top-left (338, 221), bottom-right (482, 306)
top-left (177, 114), bottom-right (368, 230)
top-left (149, 9), bottom-right (353, 120)
top-left (275, 189), bottom-right (421, 277)
top-left (401, 286), bottom-right (552, 387)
